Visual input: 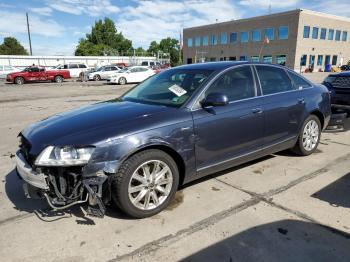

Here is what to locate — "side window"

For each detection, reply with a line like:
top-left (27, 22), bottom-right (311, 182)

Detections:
top-left (287, 71), bottom-right (312, 89)
top-left (69, 64), bottom-right (78, 69)
top-left (130, 68), bottom-right (139, 73)
top-left (79, 64), bottom-right (87, 68)
top-left (29, 67), bottom-right (40, 72)
top-left (139, 67), bottom-right (148, 72)
top-left (63, 65), bottom-right (68, 69)
top-left (104, 67), bottom-right (111, 71)
top-left (39, 68), bottom-right (45, 72)
top-left (205, 66), bottom-right (256, 102)
top-left (256, 66), bottom-right (294, 95)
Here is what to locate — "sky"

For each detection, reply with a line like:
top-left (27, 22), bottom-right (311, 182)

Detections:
top-left (0, 0), bottom-right (349, 56)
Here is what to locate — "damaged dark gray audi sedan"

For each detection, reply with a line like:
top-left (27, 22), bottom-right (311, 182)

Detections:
top-left (16, 62), bottom-right (331, 218)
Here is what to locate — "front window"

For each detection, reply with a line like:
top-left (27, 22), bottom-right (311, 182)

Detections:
top-left (276, 55), bottom-right (286, 66)
top-left (278, 26), bottom-right (288, 40)
top-left (342, 31), bottom-right (347, 41)
top-left (252, 29), bottom-right (261, 42)
top-left (187, 38), bottom-right (193, 47)
top-left (220, 33), bottom-right (227, 44)
top-left (263, 55), bottom-right (272, 63)
top-left (303, 26), bottom-right (310, 38)
top-left (335, 30), bottom-right (341, 41)
top-left (195, 36), bottom-right (201, 47)
top-left (320, 28), bottom-right (326, 39)
top-left (328, 29), bottom-right (334, 40)
top-left (312, 27), bottom-right (319, 39)
top-left (230, 32), bottom-right (237, 43)
top-left (240, 31), bottom-right (249, 43)
top-left (265, 28), bottom-right (274, 41)
top-left (211, 35), bottom-right (217, 45)
top-left (203, 36), bottom-right (209, 46)
top-left (122, 69), bottom-right (213, 107)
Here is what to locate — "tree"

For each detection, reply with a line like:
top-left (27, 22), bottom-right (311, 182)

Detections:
top-left (147, 38), bottom-right (180, 66)
top-left (0, 37), bottom-right (28, 55)
top-left (75, 17), bottom-right (132, 56)
top-left (147, 41), bottom-right (159, 56)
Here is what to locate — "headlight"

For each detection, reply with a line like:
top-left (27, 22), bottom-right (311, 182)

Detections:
top-left (35, 146), bottom-right (95, 166)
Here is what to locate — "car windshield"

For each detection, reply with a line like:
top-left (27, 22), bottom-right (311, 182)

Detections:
top-left (119, 68), bottom-right (129, 73)
top-left (122, 69), bottom-right (214, 107)
top-left (96, 67), bottom-right (104, 71)
top-left (21, 67), bottom-right (30, 72)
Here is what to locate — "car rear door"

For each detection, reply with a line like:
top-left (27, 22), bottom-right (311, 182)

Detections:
top-left (192, 65), bottom-right (264, 175)
top-left (254, 65), bottom-right (305, 152)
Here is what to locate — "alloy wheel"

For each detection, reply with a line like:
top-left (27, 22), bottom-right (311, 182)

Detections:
top-left (128, 160), bottom-right (173, 210)
top-left (302, 119), bottom-right (319, 151)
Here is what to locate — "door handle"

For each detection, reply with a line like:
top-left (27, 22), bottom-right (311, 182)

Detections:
top-left (298, 98), bottom-right (305, 104)
top-left (252, 108), bottom-right (263, 114)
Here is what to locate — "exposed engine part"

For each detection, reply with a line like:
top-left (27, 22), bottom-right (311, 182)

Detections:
top-left (44, 193), bottom-right (88, 210)
top-left (83, 174), bottom-right (108, 218)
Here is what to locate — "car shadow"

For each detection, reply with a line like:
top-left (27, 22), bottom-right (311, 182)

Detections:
top-left (4, 169), bottom-right (131, 224)
top-left (311, 172), bottom-right (350, 209)
top-left (183, 220), bottom-right (350, 262)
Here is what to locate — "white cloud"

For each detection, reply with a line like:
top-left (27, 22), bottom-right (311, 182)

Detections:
top-left (47, 0), bottom-right (120, 17)
top-left (0, 11), bottom-right (65, 37)
top-left (30, 7), bottom-right (53, 16)
top-left (116, 0), bottom-right (242, 48)
top-left (239, 0), bottom-right (299, 8)
top-left (307, 1), bottom-right (350, 18)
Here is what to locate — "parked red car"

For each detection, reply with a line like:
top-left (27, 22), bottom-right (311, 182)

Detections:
top-left (6, 66), bottom-right (71, 84)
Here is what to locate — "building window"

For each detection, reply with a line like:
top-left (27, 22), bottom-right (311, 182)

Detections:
top-left (187, 38), bottom-right (193, 47)
top-left (317, 55), bottom-right (323, 66)
top-left (229, 56), bottom-right (236, 61)
top-left (240, 32), bottom-right (249, 43)
top-left (203, 36), bottom-right (209, 46)
top-left (320, 28), bottom-right (326, 40)
top-left (303, 26), bottom-right (310, 38)
top-left (309, 55), bottom-right (315, 66)
top-left (312, 27), bottom-right (319, 39)
top-left (220, 32), bottom-right (227, 44)
top-left (278, 26), bottom-right (288, 40)
top-left (211, 35), bottom-right (217, 45)
top-left (335, 30), bottom-right (341, 41)
top-left (264, 28), bottom-right (274, 41)
top-left (328, 29), bottom-right (334, 40)
top-left (300, 55), bottom-right (307, 66)
top-left (276, 55), bottom-right (286, 66)
top-left (252, 29), bottom-right (261, 42)
top-left (195, 36), bottom-right (201, 47)
top-left (342, 31), bottom-right (348, 41)
top-left (251, 56), bottom-right (260, 62)
top-left (210, 57), bottom-right (216, 61)
top-left (325, 55), bottom-right (331, 66)
top-left (239, 55), bottom-right (247, 61)
top-left (332, 55), bottom-right (337, 65)
top-left (230, 32), bottom-right (237, 43)
top-left (263, 55), bottom-right (272, 63)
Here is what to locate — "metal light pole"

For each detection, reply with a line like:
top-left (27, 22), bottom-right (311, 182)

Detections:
top-left (26, 12), bottom-right (33, 55)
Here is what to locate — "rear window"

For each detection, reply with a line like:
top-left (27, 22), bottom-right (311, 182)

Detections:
top-left (256, 66), bottom-right (294, 95)
top-left (287, 71), bottom-right (312, 89)
top-left (69, 64), bottom-right (78, 69)
top-left (141, 62), bottom-right (148, 66)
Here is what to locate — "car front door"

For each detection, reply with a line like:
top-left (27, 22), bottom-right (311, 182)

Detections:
top-left (255, 65), bottom-right (306, 152)
top-left (28, 67), bottom-right (41, 81)
top-left (192, 65), bottom-right (264, 176)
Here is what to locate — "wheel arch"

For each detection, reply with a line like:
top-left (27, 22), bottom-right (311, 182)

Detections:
top-left (121, 144), bottom-right (186, 187)
top-left (310, 110), bottom-right (325, 129)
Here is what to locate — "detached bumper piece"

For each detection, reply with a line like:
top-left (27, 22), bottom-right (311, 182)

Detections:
top-left (16, 150), bottom-right (108, 218)
top-left (326, 111), bottom-right (349, 131)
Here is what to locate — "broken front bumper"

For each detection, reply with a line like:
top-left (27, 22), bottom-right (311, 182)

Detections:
top-left (15, 150), bottom-right (49, 190)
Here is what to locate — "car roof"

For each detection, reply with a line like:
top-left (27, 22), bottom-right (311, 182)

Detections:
top-left (329, 71), bottom-right (350, 77)
top-left (174, 61), bottom-right (289, 71)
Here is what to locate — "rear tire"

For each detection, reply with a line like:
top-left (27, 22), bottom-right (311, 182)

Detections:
top-left (15, 77), bottom-right (24, 85)
top-left (110, 149), bottom-right (179, 218)
top-left (54, 75), bottom-right (63, 83)
top-left (118, 77), bottom-right (126, 85)
top-left (291, 115), bottom-right (321, 156)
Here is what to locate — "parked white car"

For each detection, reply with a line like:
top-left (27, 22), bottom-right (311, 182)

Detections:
top-left (107, 66), bottom-right (155, 85)
top-left (0, 65), bottom-right (21, 79)
top-left (54, 63), bottom-right (89, 78)
top-left (88, 65), bottom-right (120, 81)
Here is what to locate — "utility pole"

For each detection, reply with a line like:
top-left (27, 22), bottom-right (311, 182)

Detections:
top-left (26, 12), bottom-right (33, 55)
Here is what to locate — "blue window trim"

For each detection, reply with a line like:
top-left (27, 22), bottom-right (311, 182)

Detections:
top-left (252, 29), bottom-right (261, 42)
top-left (328, 29), bottom-right (334, 40)
top-left (278, 26), bottom-right (288, 40)
top-left (303, 26), bottom-right (310, 38)
top-left (265, 27), bottom-right (274, 40)
top-left (240, 31), bottom-right (249, 43)
top-left (230, 32), bottom-right (237, 43)
top-left (312, 27), bottom-right (319, 39)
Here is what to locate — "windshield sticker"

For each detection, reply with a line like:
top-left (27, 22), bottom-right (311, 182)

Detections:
top-left (169, 84), bottom-right (187, 97)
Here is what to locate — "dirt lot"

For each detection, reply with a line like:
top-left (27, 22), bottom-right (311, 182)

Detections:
top-left (0, 74), bottom-right (349, 262)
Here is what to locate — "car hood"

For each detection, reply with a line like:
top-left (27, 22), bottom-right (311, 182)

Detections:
top-left (22, 100), bottom-right (172, 155)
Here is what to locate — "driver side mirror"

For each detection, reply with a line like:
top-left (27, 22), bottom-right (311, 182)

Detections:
top-left (201, 92), bottom-right (229, 108)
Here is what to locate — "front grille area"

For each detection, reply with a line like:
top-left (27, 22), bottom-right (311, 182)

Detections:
top-left (332, 77), bottom-right (350, 89)
top-left (19, 135), bottom-right (36, 166)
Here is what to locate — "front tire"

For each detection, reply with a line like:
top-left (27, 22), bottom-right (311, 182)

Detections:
top-left (93, 74), bottom-right (101, 81)
top-left (118, 77), bottom-right (126, 85)
top-left (54, 75), bottom-right (63, 83)
top-left (292, 115), bottom-right (321, 156)
top-left (110, 149), bottom-right (179, 218)
top-left (15, 77), bottom-right (24, 85)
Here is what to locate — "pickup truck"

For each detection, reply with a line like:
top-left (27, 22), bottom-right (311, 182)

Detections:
top-left (6, 66), bottom-right (71, 84)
